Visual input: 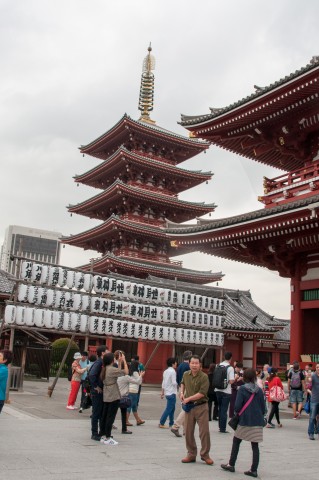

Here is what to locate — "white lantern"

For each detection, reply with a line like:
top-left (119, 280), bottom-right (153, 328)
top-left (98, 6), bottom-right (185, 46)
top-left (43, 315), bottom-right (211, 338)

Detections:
top-left (62, 312), bottom-right (72, 331)
top-left (123, 281), bottom-right (131, 298)
top-left (24, 308), bottom-right (35, 326)
top-left (164, 289), bottom-right (173, 304)
top-left (71, 313), bottom-right (81, 332)
top-left (81, 295), bottom-right (91, 312)
top-left (34, 309), bottom-right (45, 328)
top-left (66, 270), bottom-right (75, 289)
top-left (120, 321), bottom-right (129, 338)
top-left (18, 284), bottom-right (28, 302)
top-left (197, 313), bottom-right (203, 326)
top-left (176, 309), bottom-right (185, 325)
top-left (168, 327), bottom-right (176, 343)
top-left (91, 296), bottom-right (102, 313)
top-left (112, 319), bottom-right (122, 337)
top-left (74, 272), bottom-right (85, 290)
top-left (209, 298), bottom-right (215, 310)
top-left (31, 263), bottom-right (43, 282)
top-left (192, 295), bottom-right (198, 308)
top-left (142, 324), bottom-right (150, 340)
top-left (16, 306), bottom-right (26, 325)
top-left (162, 326), bottom-right (170, 342)
top-left (176, 328), bottom-right (185, 343)
top-left (106, 277), bottom-right (117, 295)
top-left (89, 316), bottom-right (100, 334)
top-left (126, 321), bottom-right (133, 338)
top-left (184, 329), bottom-right (192, 344)
top-left (40, 265), bottom-right (49, 285)
top-left (203, 296), bottom-right (209, 310)
top-left (122, 302), bottom-right (130, 318)
top-left (35, 288), bottom-right (47, 307)
top-left (155, 326), bottom-right (164, 341)
top-left (208, 315), bottom-right (214, 327)
top-left (20, 261), bottom-right (33, 281)
top-left (190, 312), bottom-right (197, 326)
top-left (116, 280), bottom-right (125, 297)
top-left (53, 311), bottom-right (64, 330)
top-left (185, 311), bottom-right (191, 325)
top-left (185, 293), bottom-right (192, 307)
top-left (143, 285), bottom-right (152, 302)
top-left (158, 288), bottom-right (165, 304)
top-left (93, 275), bottom-right (103, 294)
top-left (73, 293), bottom-right (82, 311)
top-left (48, 267), bottom-right (59, 286)
top-left (148, 325), bottom-right (157, 341)
top-left (27, 286), bottom-right (39, 304)
top-left (203, 314), bottom-right (208, 326)
top-left (197, 296), bottom-right (204, 309)
top-left (191, 330), bottom-right (198, 345)
top-left (209, 332), bottom-right (215, 346)
top-left (83, 274), bottom-right (93, 292)
top-left (79, 314), bottom-right (89, 333)
top-left (203, 331), bottom-right (209, 346)
top-left (45, 289), bottom-right (56, 307)
top-left (196, 330), bottom-right (203, 345)
top-left (55, 290), bottom-right (66, 309)
top-left (177, 291), bottom-right (186, 306)
top-left (99, 317), bottom-right (108, 335)
top-left (44, 310), bottom-right (54, 329)
top-left (135, 284), bottom-right (146, 301)
top-left (134, 323), bottom-right (143, 340)
top-left (64, 292), bottom-right (74, 310)
top-left (58, 268), bottom-right (67, 287)
top-left (156, 307), bottom-right (164, 323)
top-left (135, 304), bottom-right (145, 322)
top-left (99, 298), bottom-right (109, 315)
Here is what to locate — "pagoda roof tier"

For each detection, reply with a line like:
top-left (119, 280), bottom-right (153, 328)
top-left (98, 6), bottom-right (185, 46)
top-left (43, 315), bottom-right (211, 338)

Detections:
top-left (79, 252), bottom-right (223, 284)
top-left (180, 57), bottom-right (319, 171)
top-left (68, 179), bottom-right (216, 222)
top-left (74, 147), bottom-right (212, 192)
top-left (166, 194), bottom-right (319, 277)
top-left (79, 114), bottom-right (209, 164)
top-left (62, 215), bottom-right (167, 252)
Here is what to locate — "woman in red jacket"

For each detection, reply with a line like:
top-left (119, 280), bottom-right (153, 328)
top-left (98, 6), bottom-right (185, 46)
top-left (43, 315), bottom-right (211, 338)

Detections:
top-left (266, 367), bottom-right (283, 428)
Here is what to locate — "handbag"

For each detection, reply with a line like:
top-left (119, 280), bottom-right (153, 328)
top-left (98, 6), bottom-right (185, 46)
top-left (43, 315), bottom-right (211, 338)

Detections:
top-left (119, 395), bottom-right (131, 409)
top-left (182, 402), bottom-right (196, 413)
top-left (228, 393), bottom-right (255, 431)
top-left (82, 394), bottom-right (92, 410)
top-left (269, 385), bottom-right (288, 402)
top-left (304, 397), bottom-right (310, 414)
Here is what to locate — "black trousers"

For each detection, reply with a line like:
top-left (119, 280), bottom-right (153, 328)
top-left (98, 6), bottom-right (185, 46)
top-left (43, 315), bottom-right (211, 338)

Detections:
top-left (229, 436), bottom-right (259, 472)
top-left (120, 406), bottom-right (127, 432)
top-left (208, 393), bottom-right (219, 420)
top-left (90, 392), bottom-right (103, 436)
top-left (101, 400), bottom-right (120, 438)
top-left (268, 401), bottom-right (280, 424)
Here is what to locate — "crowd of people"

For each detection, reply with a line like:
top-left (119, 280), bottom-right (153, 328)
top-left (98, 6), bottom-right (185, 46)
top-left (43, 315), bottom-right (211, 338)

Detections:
top-left (3, 342), bottom-right (318, 476)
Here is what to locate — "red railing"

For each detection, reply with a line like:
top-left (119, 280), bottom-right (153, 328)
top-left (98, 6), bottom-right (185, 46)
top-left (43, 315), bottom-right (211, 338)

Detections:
top-left (264, 161), bottom-right (319, 193)
top-left (116, 249), bottom-right (183, 266)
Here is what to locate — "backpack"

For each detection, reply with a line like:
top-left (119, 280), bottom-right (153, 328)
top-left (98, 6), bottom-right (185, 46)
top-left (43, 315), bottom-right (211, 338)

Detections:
top-left (290, 370), bottom-right (301, 389)
top-left (212, 364), bottom-right (230, 389)
top-left (67, 365), bottom-right (73, 382)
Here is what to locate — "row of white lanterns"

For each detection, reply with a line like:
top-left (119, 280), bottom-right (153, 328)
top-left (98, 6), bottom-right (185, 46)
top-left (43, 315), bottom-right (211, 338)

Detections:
top-left (4, 305), bottom-right (224, 346)
top-left (20, 262), bottom-right (224, 312)
top-left (17, 284), bottom-right (223, 329)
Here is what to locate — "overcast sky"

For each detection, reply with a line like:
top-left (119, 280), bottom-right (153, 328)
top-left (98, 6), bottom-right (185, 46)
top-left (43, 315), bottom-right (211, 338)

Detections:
top-left (1, 0), bottom-right (318, 319)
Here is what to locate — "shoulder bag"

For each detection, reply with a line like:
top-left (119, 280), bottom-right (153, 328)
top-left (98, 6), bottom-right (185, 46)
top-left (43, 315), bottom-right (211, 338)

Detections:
top-left (228, 392), bottom-right (255, 430)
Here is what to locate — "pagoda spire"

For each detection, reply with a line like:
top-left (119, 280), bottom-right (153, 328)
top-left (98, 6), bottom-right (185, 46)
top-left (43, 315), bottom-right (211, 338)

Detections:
top-left (138, 43), bottom-right (156, 124)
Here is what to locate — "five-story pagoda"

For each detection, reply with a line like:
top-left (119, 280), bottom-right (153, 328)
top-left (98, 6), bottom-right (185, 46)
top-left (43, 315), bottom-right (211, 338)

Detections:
top-left (63, 46), bottom-right (222, 285)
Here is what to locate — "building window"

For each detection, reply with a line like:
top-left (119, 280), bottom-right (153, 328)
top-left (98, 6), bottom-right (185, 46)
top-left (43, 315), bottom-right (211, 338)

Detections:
top-left (257, 351), bottom-right (272, 366)
top-left (280, 353), bottom-right (289, 367)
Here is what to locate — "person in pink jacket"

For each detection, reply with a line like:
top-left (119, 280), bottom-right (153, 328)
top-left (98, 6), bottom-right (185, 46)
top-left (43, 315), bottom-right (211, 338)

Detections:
top-left (266, 367), bottom-right (283, 428)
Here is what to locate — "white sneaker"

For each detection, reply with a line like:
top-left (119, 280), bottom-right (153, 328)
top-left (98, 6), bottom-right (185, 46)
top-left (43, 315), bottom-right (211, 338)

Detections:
top-left (100, 436), bottom-right (107, 443)
top-left (72, 406), bottom-right (78, 410)
top-left (103, 438), bottom-right (119, 446)
top-left (66, 406), bottom-right (75, 410)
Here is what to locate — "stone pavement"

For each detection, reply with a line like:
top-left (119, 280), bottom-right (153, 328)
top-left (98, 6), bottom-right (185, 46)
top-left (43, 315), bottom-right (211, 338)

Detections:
top-left (1, 379), bottom-right (318, 480)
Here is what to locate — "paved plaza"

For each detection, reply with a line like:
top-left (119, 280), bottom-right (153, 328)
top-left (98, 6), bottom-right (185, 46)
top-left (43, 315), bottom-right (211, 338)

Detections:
top-left (1, 379), bottom-right (318, 480)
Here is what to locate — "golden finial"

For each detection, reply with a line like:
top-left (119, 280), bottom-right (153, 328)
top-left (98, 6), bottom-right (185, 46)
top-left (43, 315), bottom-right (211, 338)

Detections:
top-left (138, 43), bottom-right (156, 124)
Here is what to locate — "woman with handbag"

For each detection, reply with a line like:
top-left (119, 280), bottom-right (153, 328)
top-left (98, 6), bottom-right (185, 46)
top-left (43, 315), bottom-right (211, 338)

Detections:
top-left (267, 367), bottom-right (284, 428)
top-left (126, 360), bottom-right (146, 426)
top-left (117, 361), bottom-right (145, 434)
top-left (221, 368), bottom-right (265, 478)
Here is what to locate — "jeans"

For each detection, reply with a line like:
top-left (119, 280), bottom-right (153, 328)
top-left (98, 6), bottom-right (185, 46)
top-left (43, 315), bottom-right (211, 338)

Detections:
top-left (229, 436), bottom-right (259, 472)
top-left (91, 392), bottom-right (103, 436)
top-left (127, 393), bottom-right (139, 413)
top-left (215, 391), bottom-right (231, 432)
top-left (308, 401), bottom-right (319, 435)
top-left (159, 394), bottom-right (176, 426)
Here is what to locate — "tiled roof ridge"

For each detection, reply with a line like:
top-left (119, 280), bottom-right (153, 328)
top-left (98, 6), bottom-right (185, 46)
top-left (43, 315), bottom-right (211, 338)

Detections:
top-left (69, 178), bottom-right (216, 210)
top-left (166, 194), bottom-right (319, 234)
top-left (180, 57), bottom-right (319, 126)
top-left (74, 145), bottom-right (212, 181)
top-left (224, 294), bottom-right (276, 332)
top-left (80, 113), bottom-right (209, 151)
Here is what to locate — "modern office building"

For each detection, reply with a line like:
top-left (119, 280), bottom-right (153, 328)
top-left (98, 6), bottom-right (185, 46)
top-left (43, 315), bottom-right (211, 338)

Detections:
top-left (0, 225), bottom-right (61, 274)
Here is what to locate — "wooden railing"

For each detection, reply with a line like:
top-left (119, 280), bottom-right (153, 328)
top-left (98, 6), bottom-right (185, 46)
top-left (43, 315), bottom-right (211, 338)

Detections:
top-left (263, 161), bottom-right (319, 193)
top-left (116, 249), bottom-right (183, 266)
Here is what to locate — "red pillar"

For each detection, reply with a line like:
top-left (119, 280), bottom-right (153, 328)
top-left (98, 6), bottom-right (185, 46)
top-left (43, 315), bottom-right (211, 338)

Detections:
top-left (290, 273), bottom-right (303, 363)
top-left (106, 338), bottom-right (113, 352)
top-left (137, 340), bottom-right (147, 365)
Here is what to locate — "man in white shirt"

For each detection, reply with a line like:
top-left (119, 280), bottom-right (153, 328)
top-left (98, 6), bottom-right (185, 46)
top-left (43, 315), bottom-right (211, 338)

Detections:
top-left (214, 352), bottom-right (235, 433)
top-left (159, 357), bottom-right (178, 428)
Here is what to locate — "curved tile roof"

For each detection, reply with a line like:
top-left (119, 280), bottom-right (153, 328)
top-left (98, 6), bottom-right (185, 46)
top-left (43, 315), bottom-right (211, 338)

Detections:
top-left (180, 57), bottom-right (319, 126)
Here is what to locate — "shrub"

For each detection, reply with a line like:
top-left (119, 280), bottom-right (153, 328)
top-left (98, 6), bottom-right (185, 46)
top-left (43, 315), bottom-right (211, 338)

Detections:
top-left (50, 338), bottom-right (79, 377)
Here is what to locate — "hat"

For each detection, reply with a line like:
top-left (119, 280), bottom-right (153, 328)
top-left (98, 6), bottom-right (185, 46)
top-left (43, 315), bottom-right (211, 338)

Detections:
top-left (73, 352), bottom-right (81, 360)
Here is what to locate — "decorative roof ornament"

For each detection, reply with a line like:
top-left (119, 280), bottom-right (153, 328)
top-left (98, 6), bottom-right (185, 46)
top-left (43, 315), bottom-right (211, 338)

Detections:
top-left (138, 44), bottom-right (156, 124)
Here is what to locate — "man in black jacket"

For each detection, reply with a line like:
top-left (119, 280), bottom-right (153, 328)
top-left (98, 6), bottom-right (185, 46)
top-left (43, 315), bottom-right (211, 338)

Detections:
top-left (88, 345), bottom-right (108, 440)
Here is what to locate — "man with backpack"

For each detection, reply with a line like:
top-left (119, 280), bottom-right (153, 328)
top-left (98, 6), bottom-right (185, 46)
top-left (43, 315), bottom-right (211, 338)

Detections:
top-left (288, 361), bottom-right (306, 419)
top-left (213, 352), bottom-right (235, 433)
